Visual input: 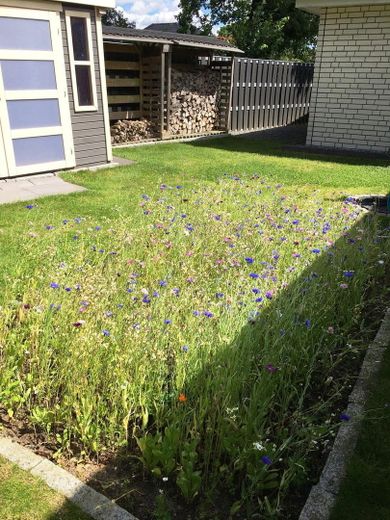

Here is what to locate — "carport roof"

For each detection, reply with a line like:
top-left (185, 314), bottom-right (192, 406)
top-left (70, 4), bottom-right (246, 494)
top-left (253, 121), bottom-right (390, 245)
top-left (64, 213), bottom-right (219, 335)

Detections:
top-left (102, 25), bottom-right (244, 54)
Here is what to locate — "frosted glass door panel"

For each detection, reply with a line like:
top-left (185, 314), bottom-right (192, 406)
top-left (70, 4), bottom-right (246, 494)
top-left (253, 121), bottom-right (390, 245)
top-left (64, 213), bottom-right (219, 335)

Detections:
top-left (0, 17), bottom-right (52, 51)
top-left (13, 135), bottom-right (65, 166)
top-left (7, 99), bottom-right (61, 129)
top-left (0, 61), bottom-right (57, 90)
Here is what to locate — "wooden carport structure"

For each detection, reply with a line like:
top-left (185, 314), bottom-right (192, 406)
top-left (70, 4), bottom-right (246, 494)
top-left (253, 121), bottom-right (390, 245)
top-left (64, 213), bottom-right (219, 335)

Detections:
top-left (102, 26), bottom-right (243, 139)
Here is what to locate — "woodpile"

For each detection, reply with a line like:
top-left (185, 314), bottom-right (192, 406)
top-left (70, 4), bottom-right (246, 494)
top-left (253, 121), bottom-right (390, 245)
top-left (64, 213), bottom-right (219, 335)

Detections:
top-left (169, 68), bottom-right (221, 135)
top-left (110, 119), bottom-right (156, 144)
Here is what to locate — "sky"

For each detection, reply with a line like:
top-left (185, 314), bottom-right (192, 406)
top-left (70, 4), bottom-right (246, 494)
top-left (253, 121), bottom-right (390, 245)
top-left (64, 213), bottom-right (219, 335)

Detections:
top-left (115, 1), bottom-right (181, 29)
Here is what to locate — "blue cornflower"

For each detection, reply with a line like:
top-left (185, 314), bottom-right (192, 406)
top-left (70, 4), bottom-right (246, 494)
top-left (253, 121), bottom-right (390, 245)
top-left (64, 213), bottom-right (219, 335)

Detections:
top-left (26, 204), bottom-right (34, 209)
top-left (203, 311), bottom-right (213, 318)
top-left (343, 271), bottom-right (354, 278)
top-left (102, 330), bottom-right (110, 337)
top-left (312, 248), bottom-right (321, 254)
top-left (153, 291), bottom-right (159, 297)
top-left (65, 287), bottom-right (72, 292)
top-left (142, 296), bottom-right (151, 304)
top-left (245, 257), bottom-right (254, 264)
top-left (305, 319), bottom-right (311, 329)
top-left (249, 273), bottom-right (259, 279)
top-left (182, 345), bottom-right (189, 352)
top-left (159, 280), bottom-right (167, 287)
top-left (255, 297), bottom-right (263, 303)
top-left (193, 311), bottom-right (200, 317)
top-left (340, 413), bottom-right (350, 422)
top-left (50, 282), bottom-right (59, 289)
top-left (46, 225), bottom-right (54, 230)
top-left (164, 319), bottom-right (172, 325)
top-left (216, 293), bottom-right (224, 299)
top-left (261, 455), bottom-right (272, 465)
top-left (95, 226), bottom-right (101, 231)
top-left (252, 288), bottom-right (261, 294)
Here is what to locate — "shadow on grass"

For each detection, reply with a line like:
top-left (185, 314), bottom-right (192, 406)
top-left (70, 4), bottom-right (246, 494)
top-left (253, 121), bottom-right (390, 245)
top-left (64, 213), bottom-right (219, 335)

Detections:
top-left (189, 124), bottom-right (390, 169)
top-left (45, 210), bottom-right (390, 520)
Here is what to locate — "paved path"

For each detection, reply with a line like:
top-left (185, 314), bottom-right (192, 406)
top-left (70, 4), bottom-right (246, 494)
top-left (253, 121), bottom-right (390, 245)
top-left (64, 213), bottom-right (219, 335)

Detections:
top-left (0, 174), bottom-right (86, 205)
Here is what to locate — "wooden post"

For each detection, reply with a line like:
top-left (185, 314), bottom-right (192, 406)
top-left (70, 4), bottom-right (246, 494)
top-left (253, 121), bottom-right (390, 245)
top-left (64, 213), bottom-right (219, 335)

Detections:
top-left (166, 48), bottom-right (172, 137)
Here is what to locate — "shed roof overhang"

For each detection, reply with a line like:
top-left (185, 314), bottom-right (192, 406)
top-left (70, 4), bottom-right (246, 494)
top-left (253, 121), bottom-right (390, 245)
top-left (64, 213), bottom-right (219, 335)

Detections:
top-left (49, 0), bottom-right (115, 8)
top-left (103, 26), bottom-right (244, 54)
top-left (296, 0), bottom-right (390, 14)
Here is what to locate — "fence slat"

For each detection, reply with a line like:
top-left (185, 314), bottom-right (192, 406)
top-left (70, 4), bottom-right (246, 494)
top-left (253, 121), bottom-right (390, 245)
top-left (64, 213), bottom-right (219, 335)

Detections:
top-left (229, 57), bottom-right (313, 132)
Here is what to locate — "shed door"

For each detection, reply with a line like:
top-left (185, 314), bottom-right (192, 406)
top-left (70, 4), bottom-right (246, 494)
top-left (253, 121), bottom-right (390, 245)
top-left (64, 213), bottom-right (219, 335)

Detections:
top-left (0, 7), bottom-right (75, 178)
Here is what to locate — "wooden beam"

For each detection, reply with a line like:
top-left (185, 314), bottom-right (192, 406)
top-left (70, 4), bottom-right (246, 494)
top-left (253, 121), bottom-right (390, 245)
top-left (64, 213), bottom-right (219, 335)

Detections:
top-left (160, 47), bottom-right (165, 138)
top-left (106, 77), bottom-right (140, 87)
top-left (105, 60), bottom-right (140, 71)
top-left (166, 50), bottom-right (172, 135)
top-left (108, 94), bottom-right (141, 104)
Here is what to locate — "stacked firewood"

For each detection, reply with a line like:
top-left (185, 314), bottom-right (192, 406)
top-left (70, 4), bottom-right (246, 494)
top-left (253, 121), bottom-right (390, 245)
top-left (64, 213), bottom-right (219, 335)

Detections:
top-left (111, 119), bottom-right (156, 144)
top-left (169, 69), bottom-right (221, 135)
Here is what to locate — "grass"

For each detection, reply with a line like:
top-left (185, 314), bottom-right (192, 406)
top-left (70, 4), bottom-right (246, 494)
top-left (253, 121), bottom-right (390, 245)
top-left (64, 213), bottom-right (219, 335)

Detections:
top-left (331, 346), bottom-right (390, 520)
top-left (0, 134), bottom-right (389, 518)
top-left (0, 455), bottom-right (90, 520)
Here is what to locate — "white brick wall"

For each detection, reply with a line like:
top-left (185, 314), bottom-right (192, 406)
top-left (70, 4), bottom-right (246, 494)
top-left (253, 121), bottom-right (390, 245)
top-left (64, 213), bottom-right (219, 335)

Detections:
top-left (307, 4), bottom-right (390, 153)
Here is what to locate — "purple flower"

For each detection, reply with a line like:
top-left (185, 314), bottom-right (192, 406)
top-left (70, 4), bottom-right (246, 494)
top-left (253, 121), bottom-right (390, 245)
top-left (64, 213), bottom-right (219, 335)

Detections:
top-left (265, 364), bottom-right (278, 373)
top-left (95, 226), bottom-right (101, 231)
top-left (153, 291), bottom-right (159, 297)
top-left (164, 319), bottom-right (172, 325)
top-left (159, 280), bottom-right (167, 287)
top-left (252, 288), bottom-right (261, 294)
top-left (343, 271), bottom-right (354, 278)
top-left (340, 413), bottom-right (350, 422)
top-left (102, 329), bottom-right (110, 337)
top-left (203, 311), bottom-right (214, 318)
top-left (265, 291), bottom-right (273, 300)
top-left (261, 455), bottom-right (272, 465)
top-left (25, 204), bottom-right (34, 209)
top-left (249, 273), bottom-right (259, 279)
top-left (65, 287), bottom-right (72, 292)
top-left (182, 345), bottom-right (189, 352)
top-left (305, 319), bottom-right (311, 329)
top-left (245, 257), bottom-right (254, 264)
top-left (292, 219), bottom-right (300, 225)
top-left (46, 225), bottom-right (54, 230)
top-left (193, 311), bottom-right (200, 317)
top-left (142, 296), bottom-right (151, 304)
top-left (312, 248), bottom-right (321, 254)
top-left (50, 282), bottom-right (59, 289)
top-left (255, 297), bottom-right (263, 303)
top-left (216, 292), bottom-right (224, 299)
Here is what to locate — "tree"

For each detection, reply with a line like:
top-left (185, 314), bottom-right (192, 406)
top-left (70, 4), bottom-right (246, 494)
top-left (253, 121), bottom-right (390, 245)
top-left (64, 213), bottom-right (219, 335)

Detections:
top-left (176, 0), bottom-right (318, 62)
top-left (102, 8), bottom-right (135, 28)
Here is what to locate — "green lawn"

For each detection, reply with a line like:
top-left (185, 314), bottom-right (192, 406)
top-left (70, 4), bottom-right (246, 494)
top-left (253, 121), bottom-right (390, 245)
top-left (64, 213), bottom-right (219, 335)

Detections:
top-left (331, 346), bottom-right (390, 520)
top-left (0, 456), bottom-right (90, 520)
top-left (0, 134), bottom-right (389, 519)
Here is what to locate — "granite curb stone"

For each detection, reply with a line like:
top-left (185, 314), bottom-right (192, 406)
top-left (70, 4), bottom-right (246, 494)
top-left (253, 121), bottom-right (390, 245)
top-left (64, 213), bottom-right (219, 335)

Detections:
top-left (299, 308), bottom-right (390, 520)
top-left (0, 437), bottom-right (138, 520)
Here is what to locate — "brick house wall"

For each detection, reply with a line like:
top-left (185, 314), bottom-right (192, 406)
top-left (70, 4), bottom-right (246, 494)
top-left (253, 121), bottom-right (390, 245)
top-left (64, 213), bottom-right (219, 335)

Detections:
top-left (307, 4), bottom-right (390, 154)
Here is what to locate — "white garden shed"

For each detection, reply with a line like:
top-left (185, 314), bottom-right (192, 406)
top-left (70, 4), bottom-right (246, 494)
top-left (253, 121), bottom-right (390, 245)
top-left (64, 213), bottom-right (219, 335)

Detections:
top-left (0, 0), bottom-right (114, 178)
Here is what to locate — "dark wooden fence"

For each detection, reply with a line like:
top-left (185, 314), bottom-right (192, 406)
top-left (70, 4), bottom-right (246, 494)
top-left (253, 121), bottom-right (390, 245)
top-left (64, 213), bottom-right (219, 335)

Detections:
top-left (229, 58), bottom-right (314, 133)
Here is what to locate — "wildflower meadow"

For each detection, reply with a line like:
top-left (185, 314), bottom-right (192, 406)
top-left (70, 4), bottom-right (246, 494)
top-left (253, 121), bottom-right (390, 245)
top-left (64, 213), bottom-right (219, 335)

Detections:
top-left (1, 161), bottom-right (389, 517)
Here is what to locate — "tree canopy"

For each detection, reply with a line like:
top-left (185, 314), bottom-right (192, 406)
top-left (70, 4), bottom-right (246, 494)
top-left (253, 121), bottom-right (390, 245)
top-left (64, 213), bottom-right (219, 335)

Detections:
top-left (102, 8), bottom-right (135, 28)
top-left (177, 0), bottom-right (318, 61)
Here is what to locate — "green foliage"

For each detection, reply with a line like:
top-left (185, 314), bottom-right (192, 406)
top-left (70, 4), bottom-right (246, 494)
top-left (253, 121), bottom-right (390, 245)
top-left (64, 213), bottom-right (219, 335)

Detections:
top-left (0, 138), bottom-right (389, 516)
top-left (102, 8), bottom-right (135, 29)
top-left (177, 0), bottom-right (318, 61)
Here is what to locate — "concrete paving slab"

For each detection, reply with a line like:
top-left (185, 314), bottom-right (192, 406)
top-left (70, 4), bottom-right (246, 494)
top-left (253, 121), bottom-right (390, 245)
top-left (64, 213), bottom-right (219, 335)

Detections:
top-left (0, 174), bottom-right (86, 204)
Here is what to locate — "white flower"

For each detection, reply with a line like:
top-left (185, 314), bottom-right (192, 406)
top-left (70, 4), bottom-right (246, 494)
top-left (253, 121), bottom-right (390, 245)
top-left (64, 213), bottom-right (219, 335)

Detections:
top-left (253, 441), bottom-right (265, 451)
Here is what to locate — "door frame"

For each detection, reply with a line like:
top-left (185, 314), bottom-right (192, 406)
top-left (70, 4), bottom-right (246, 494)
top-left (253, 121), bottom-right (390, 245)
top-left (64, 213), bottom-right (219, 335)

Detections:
top-left (0, 6), bottom-right (75, 177)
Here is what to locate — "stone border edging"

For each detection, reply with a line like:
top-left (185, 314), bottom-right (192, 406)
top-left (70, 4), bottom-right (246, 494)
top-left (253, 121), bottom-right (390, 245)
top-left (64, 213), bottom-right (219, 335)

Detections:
top-left (299, 307), bottom-right (390, 520)
top-left (0, 436), bottom-right (138, 520)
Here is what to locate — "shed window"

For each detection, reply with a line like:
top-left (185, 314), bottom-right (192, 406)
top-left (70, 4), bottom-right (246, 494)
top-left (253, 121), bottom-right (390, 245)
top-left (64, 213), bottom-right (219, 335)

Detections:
top-left (65, 11), bottom-right (97, 111)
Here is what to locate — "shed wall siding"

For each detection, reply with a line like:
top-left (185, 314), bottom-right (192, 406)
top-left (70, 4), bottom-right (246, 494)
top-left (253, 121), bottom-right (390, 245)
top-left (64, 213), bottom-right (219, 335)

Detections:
top-left (60, 4), bottom-right (109, 166)
top-left (307, 4), bottom-right (390, 153)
